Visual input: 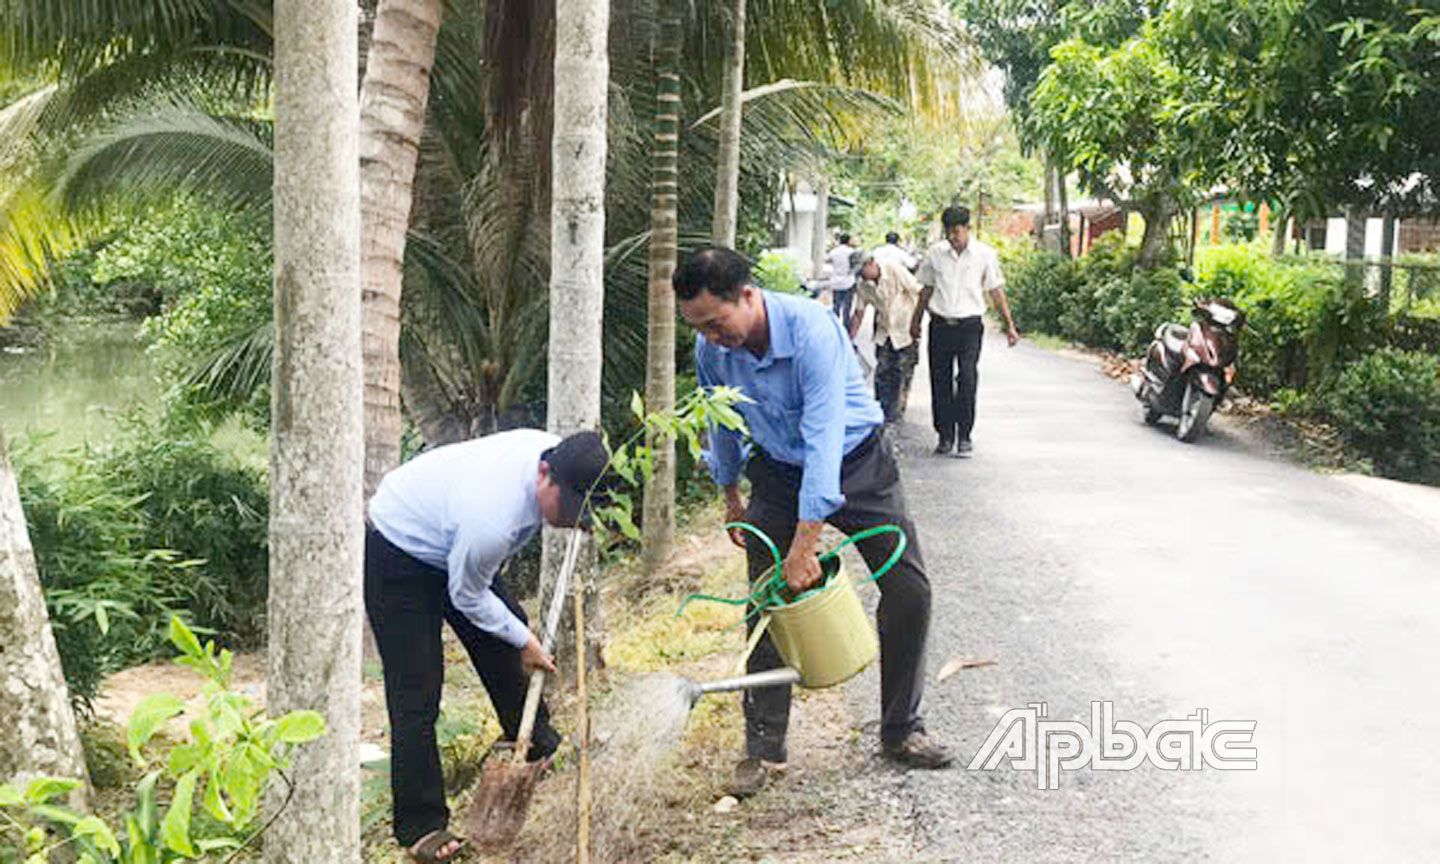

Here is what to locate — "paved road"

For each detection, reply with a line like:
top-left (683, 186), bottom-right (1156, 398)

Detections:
top-left (842, 330), bottom-right (1440, 862)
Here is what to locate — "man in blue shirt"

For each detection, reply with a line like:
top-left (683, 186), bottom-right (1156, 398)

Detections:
top-left (365, 429), bottom-right (610, 861)
top-left (675, 247), bottom-right (952, 798)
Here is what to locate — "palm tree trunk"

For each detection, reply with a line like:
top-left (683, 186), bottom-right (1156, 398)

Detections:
top-left (641, 6), bottom-right (682, 576)
top-left (0, 429), bottom-right (89, 808)
top-left (810, 174), bottom-right (829, 284)
top-left (268, 1), bottom-right (364, 861)
top-left (546, 0), bottom-right (609, 671)
top-left (711, 0), bottom-right (746, 248)
top-left (360, 0), bottom-right (443, 498)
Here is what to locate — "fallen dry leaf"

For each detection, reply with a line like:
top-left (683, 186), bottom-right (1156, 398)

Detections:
top-left (936, 656), bottom-right (997, 682)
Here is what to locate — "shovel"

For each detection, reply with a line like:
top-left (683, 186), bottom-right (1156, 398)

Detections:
top-left (462, 528), bottom-right (582, 850)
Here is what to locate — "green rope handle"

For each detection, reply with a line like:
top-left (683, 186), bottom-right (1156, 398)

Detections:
top-left (674, 522), bottom-right (909, 618)
top-left (673, 521), bottom-right (782, 618)
top-left (778, 524), bottom-right (908, 606)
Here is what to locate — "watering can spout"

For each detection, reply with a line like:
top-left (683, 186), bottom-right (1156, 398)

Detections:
top-left (680, 667), bottom-right (801, 708)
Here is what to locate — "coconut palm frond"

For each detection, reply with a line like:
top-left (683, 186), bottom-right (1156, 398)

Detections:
top-left (180, 318), bottom-right (274, 406)
top-left (689, 78), bottom-right (900, 153)
top-left (52, 49), bottom-right (272, 132)
top-left (0, 83), bottom-right (56, 162)
top-left (698, 0), bottom-right (980, 124)
top-left (404, 226), bottom-right (496, 366)
top-left (0, 182), bottom-right (82, 320)
top-left (1, 0), bottom-right (269, 76)
top-left (55, 103), bottom-right (274, 216)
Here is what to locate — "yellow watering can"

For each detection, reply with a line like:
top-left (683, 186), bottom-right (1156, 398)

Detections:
top-left (676, 522), bottom-right (907, 691)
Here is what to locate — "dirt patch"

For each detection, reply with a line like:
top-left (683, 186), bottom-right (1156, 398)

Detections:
top-left (93, 652), bottom-right (268, 727)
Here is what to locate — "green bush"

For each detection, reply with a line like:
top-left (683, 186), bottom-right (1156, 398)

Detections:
top-left (1195, 246), bottom-right (1384, 395)
top-left (1098, 266), bottom-right (1188, 355)
top-left (753, 250), bottom-right (809, 296)
top-left (1053, 234), bottom-right (1184, 354)
top-left (999, 242), bottom-right (1076, 336)
top-left (1325, 348), bottom-right (1440, 484)
top-left (14, 418), bottom-right (268, 709)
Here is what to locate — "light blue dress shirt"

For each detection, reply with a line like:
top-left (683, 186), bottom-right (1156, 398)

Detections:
top-left (367, 429), bottom-right (559, 648)
top-left (697, 290), bottom-right (884, 521)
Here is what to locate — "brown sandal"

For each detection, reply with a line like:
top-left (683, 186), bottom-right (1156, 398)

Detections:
top-left (409, 829), bottom-right (468, 862)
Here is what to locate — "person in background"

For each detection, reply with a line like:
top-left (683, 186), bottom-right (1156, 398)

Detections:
top-left (673, 246), bottom-right (953, 800)
top-left (873, 230), bottom-right (919, 272)
top-left (854, 252), bottom-right (924, 424)
top-left (912, 206), bottom-right (1019, 458)
top-left (827, 232), bottom-right (860, 328)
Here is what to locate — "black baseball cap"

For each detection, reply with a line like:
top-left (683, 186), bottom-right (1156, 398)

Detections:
top-left (542, 431), bottom-right (614, 528)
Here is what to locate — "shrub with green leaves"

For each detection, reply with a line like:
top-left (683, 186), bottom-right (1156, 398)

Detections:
top-left (752, 250), bottom-right (810, 297)
top-left (999, 233), bottom-right (1184, 354)
top-left (1196, 246), bottom-right (1384, 395)
top-left (998, 242), bottom-right (1076, 337)
top-left (14, 418), bottom-right (267, 708)
top-left (594, 386), bottom-right (750, 548)
top-left (0, 618), bottom-right (325, 863)
top-left (1325, 348), bottom-right (1440, 484)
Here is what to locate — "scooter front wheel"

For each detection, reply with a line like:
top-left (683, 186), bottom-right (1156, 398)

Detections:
top-left (1176, 382), bottom-right (1214, 442)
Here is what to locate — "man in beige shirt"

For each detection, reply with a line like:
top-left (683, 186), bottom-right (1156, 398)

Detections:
top-left (911, 205), bottom-right (1019, 457)
top-left (854, 252), bottom-right (924, 423)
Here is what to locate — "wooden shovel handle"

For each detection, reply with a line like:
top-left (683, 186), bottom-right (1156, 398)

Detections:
top-left (512, 668), bottom-right (546, 765)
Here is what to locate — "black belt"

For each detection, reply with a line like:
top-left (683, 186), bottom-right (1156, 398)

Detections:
top-left (752, 427), bottom-right (882, 470)
top-left (929, 312), bottom-right (981, 326)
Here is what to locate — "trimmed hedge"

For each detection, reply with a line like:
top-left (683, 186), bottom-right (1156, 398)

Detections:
top-left (1325, 348), bottom-right (1440, 484)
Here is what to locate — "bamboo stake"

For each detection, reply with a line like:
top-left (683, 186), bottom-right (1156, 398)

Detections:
top-left (574, 563), bottom-right (591, 864)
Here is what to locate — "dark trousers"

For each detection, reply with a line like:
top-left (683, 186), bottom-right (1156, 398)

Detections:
top-left (364, 528), bottom-right (559, 846)
top-left (875, 339), bottom-right (920, 423)
top-left (741, 431), bottom-right (932, 762)
top-left (833, 288), bottom-right (856, 327)
top-left (928, 316), bottom-right (984, 443)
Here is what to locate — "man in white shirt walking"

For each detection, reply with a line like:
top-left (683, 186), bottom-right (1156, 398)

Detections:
top-left (872, 231), bottom-right (919, 272)
top-left (827, 232), bottom-right (860, 327)
top-left (911, 206), bottom-right (1019, 457)
top-left (365, 429), bottom-right (611, 861)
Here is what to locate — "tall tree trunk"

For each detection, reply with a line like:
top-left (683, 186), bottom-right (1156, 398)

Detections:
top-left (710, 0), bottom-right (746, 248)
top-left (268, 1), bottom-right (364, 861)
top-left (360, 0), bottom-right (443, 498)
top-left (641, 7), bottom-right (681, 576)
top-left (1380, 213), bottom-right (1397, 310)
top-left (1056, 168), bottom-right (1071, 259)
top-left (0, 430), bottom-right (88, 807)
top-left (1137, 201), bottom-right (1174, 270)
top-left (1345, 206), bottom-right (1366, 292)
top-left (1271, 208), bottom-right (1289, 258)
top-left (810, 174), bottom-right (829, 283)
top-left (547, 0), bottom-right (609, 662)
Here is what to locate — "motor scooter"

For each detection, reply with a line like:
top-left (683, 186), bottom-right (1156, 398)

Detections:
top-left (1131, 298), bottom-right (1245, 442)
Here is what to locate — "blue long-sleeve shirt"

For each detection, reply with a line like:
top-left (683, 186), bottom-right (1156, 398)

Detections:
top-left (697, 290), bottom-right (884, 521)
top-left (367, 429), bottom-right (558, 648)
